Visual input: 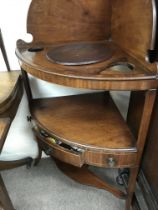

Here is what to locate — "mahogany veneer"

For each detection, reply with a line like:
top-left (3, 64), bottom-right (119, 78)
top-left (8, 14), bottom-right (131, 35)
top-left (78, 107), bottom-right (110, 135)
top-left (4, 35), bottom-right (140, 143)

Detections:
top-left (16, 0), bottom-right (158, 209)
top-left (32, 92), bottom-right (135, 150)
top-left (32, 93), bottom-right (137, 168)
top-left (16, 40), bottom-right (158, 91)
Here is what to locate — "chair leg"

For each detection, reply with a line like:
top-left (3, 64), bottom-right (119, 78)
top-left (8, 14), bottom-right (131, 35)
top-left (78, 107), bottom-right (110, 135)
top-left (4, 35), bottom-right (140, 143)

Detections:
top-left (125, 167), bottom-right (139, 210)
top-left (34, 145), bottom-right (42, 166)
top-left (0, 174), bottom-right (14, 210)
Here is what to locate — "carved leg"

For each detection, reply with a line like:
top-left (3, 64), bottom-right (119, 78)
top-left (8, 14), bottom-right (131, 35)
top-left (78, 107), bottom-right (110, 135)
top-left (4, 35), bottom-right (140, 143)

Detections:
top-left (0, 174), bottom-right (14, 210)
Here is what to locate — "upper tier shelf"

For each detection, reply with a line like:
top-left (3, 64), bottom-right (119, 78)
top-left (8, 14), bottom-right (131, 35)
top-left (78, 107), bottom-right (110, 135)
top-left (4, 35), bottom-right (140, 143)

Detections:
top-left (16, 0), bottom-right (158, 90)
top-left (16, 40), bottom-right (158, 90)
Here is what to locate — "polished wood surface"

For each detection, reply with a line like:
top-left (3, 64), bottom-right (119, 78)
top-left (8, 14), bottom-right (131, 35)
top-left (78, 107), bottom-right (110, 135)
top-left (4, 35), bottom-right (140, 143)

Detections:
top-left (27, 0), bottom-right (111, 43)
top-left (16, 0), bottom-right (158, 89)
top-left (16, 40), bottom-right (158, 90)
top-left (16, 1), bottom-right (158, 209)
top-left (0, 71), bottom-right (20, 108)
top-left (112, 0), bottom-right (155, 67)
top-left (27, 0), bottom-right (156, 64)
top-left (34, 129), bottom-right (137, 168)
top-left (129, 92), bottom-right (158, 209)
top-left (36, 136), bottom-right (84, 167)
top-left (85, 150), bottom-right (137, 168)
top-left (46, 42), bottom-right (112, 65)
top-left (142, 93), bottom-right (158, 203)
top-left (127, 90), bottom-right (158, 209)
top-left (31, 92), bottom-right (135, 150)
top-left (31, 89), bottom-right (157, 210)
top-left (0, 76), bottom-right (23, 120)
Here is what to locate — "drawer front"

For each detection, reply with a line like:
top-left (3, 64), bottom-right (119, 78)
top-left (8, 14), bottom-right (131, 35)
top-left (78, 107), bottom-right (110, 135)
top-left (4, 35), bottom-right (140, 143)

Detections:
top-left (85, 150), bottom-right (137, 168)
top-left (35, 129), bottom-right (137, 168)
top-left (38, 139), bottom-right (84, 167)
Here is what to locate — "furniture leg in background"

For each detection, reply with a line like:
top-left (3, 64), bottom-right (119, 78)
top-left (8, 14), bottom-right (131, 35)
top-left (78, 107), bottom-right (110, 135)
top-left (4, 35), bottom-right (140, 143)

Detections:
top-left (0, 29), bottom-right (33, 210)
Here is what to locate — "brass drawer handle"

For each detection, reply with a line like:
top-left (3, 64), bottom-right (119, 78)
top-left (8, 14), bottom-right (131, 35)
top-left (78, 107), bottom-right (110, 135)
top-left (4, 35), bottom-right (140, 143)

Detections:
top-left (107, 157), bottom-right (117, 167)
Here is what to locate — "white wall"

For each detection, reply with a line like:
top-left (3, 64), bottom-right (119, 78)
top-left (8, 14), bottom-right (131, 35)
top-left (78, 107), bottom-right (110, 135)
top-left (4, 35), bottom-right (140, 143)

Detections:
top-left (0, 0), bottom-right (32, 71)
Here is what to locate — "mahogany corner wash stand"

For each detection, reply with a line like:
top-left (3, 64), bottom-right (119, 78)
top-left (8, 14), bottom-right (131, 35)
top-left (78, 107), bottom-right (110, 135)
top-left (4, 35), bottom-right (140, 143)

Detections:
top-left (16, 1), bottom-right (158, 209)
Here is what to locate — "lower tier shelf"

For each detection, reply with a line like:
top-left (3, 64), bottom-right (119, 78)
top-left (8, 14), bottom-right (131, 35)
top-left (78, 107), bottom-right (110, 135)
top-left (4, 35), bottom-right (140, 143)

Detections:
top-left (31, 92), bottom-right (137, 168)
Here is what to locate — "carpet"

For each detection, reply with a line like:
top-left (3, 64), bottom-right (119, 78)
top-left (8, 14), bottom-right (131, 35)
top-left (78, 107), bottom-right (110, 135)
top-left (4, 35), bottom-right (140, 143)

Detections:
top-left (2, 158), bottom-right (125, 210)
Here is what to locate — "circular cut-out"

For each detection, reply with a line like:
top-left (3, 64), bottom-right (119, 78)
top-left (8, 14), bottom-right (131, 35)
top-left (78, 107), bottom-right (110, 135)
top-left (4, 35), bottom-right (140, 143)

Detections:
top-left (109, 63), bottom-right (134, 72)
top-left (46, 42), bottom-right (112, 66)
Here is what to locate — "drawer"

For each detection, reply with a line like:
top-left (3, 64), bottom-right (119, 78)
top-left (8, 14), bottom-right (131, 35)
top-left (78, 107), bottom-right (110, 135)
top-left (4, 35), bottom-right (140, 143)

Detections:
top-left (38, 138), bottom-right (85, 167)
top-left (34, 128), bottom-right (137, 168)
top-left (85, 150), bottom-right (137, 168)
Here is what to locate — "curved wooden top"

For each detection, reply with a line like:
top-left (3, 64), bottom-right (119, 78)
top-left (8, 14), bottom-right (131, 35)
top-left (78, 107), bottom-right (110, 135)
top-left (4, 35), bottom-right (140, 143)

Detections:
top-left (16, 40), bottom-right (158, 90)
top-left (16, 0), bottom-right (158, 90)
top-left (31, 92), bottom-right (135, 151)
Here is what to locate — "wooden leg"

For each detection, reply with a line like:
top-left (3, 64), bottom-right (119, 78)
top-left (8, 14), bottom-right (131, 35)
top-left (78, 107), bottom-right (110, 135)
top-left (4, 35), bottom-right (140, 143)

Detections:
top-left (0, 174), bottom-right (14, 210)
top-left (34, 146), bottom-right (42, 166)
top-left (125, 167), bottom-right (139, 210)
top-left (0, 202), bottom-right (5, 210)
top-left (126, 89), bottom-right (157, 210)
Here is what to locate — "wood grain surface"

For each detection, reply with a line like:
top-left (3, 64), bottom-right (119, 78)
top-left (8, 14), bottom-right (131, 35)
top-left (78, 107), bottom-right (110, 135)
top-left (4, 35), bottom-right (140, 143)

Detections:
top-left (31, 92), bottom-right (135, 150)
top-left (15, 1), bottom-right (158, 209)
top-left (16, 0), bottom-right (158, 89)
top-left (0, 71), bottom-right (20, 105)
top-left (27, 0), bottom-right (111, 43)
top-left (112, 0), bottom-right (154, 61)
top-left (16, 41), bottom-right (158, 90)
